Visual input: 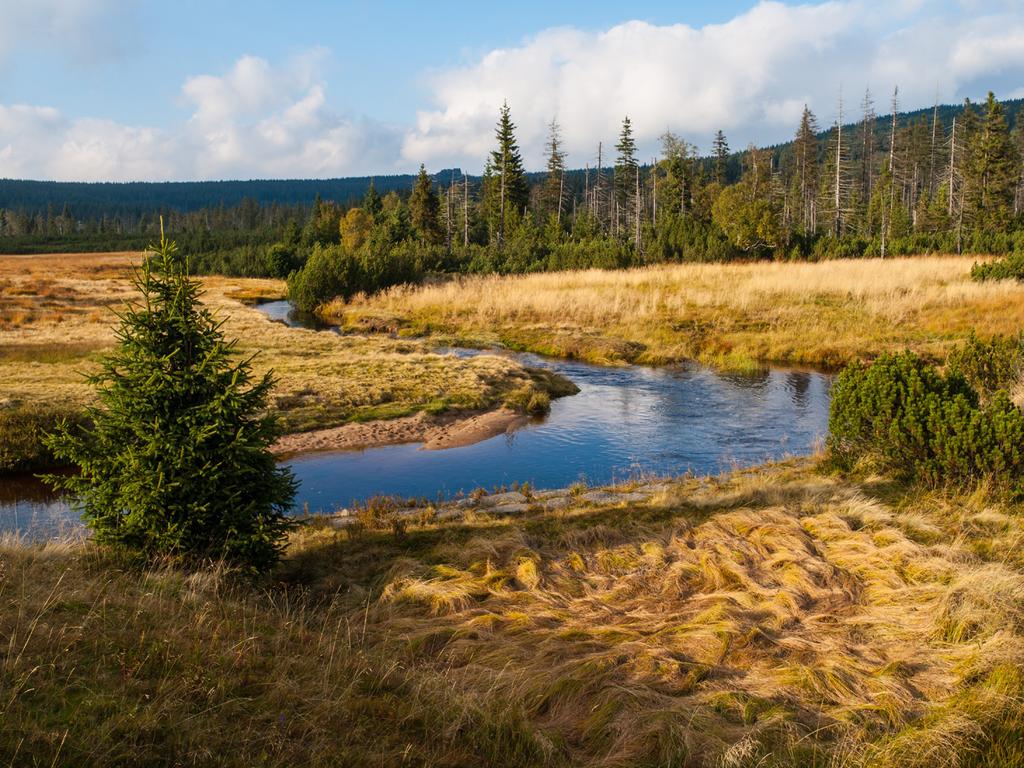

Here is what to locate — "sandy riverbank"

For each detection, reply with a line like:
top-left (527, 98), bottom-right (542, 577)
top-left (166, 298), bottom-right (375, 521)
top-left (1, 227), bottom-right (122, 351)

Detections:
top-left (271, 406), bottom-right (531, 455)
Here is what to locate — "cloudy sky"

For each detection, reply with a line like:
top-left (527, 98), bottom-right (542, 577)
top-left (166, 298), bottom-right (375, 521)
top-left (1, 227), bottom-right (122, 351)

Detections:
top-left (0, 0), bottom-right (1021, 181)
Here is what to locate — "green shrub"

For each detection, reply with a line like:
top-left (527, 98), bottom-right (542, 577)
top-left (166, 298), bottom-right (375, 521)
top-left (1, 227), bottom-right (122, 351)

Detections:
top-left (946, 332), bottom-right (1022, 398)
top-left (0, 403), bottom-right (86, 474)
top-left (828, 351), bottom-right (1024, 495)
top-left (44, 233), bottom-right (296, 572)
top-left (264, 243), bottom-right (299, 278)
top-left (287, 244), bottom-right (357, 311)
top-left (971, 253), bottom-right (1024, 282)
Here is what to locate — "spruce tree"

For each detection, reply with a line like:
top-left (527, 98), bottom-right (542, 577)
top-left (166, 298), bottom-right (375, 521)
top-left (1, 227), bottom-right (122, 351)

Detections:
top-left (966, 92), bottom-right (1018, 230)
top-left (363, 178), bottom-right (383, 218)
top-left (712, 130), bottom-right (730, 184)
top-left (409, 164), bottom-right (442, 244)
top-left (540, 118), bottom-right (567, 225)
top-left (659, 131), bottom-right (695, 218)
top-left (44, 230), bottom-right (296, 572)
top-left (614, 116), bottom-right (639, 236)
top-left (793, 106), bottom-right (819, 234)
top-left (489, 102), bottom-right (529, 243)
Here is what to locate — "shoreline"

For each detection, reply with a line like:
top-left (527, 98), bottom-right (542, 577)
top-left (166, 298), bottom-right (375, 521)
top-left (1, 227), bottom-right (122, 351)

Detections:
top-left (271, 406), bottom-right (533, 457)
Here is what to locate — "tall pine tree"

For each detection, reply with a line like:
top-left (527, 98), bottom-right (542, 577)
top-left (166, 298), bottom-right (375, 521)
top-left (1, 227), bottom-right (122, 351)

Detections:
top-left (540, 118), bottom-right (567, 226)
top-left (489, 102), bottom-right (529, 245)
top-left (712, 130), bottom-right (730, 184)
top-left (409, 164), bottom-right (442, 244)
top-left (793, 105), bottom-right (819, 234)
top-left (966, 92), bottom-right (1018, 231)
top-left (614, 116), bottom-right (639, 238)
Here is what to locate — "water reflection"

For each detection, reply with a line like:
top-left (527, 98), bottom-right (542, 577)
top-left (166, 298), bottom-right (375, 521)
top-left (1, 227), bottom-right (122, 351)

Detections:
top-left (0, 471), bottom-right (78, 540)
top-left (285, 354), bottom-right (832, 514)
top-left (254, 298), bottom-right (334, 331)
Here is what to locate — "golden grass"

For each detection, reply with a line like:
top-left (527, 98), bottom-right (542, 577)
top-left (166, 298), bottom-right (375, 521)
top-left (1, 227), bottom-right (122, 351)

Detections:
top-left (0, 253), bottom-right (565, 436)
top-left (333, 256), bottom-right (1024, 369)
top-left (4, 460), bottom-right (1023, 766)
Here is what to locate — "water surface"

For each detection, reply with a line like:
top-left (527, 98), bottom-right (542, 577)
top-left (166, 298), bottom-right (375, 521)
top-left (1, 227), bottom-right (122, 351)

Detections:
top-left (0, 300), bottom-right (832, 534)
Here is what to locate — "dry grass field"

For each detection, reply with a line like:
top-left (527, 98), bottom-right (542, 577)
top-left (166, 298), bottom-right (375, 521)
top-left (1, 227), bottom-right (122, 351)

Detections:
top-left (333, 256), bottom-right (1024, 369)
top-left (0, 252), bottom-right (565, 440)
top-left (4, 253), bottom-right (1024, 766)
top-left (3, 459), bottom-right (1023, 767)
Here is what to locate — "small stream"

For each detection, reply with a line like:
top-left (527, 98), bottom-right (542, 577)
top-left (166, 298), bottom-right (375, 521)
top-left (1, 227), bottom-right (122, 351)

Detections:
top-left (1, 300), bottom-right (832, 535)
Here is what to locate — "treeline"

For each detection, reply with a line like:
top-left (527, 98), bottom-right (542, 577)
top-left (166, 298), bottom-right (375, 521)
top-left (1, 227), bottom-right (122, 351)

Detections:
top-left (0, 175), bottom-right (452, 220)
top-left (285, 90), bottom-right (1024, 308)
top-left (3, 90), bottom-right (1022, 304)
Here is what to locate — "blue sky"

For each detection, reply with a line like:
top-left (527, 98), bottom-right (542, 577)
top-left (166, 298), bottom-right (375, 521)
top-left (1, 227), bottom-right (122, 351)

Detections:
top-left (1, 0), bottom-right (758, 126)
top-left (0, 0), bottom-right (1021, 181)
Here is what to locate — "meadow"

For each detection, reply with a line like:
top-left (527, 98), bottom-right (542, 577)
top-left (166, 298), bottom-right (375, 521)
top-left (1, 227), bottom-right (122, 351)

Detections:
top-left (4, 252), bottom-right (1024, 766)
top-left (3, 459), bottom-right (1023, 766)
top-left (0, 252), bottom-right (569, 471)
top-left (333, 256), bottom-right (1024, 370)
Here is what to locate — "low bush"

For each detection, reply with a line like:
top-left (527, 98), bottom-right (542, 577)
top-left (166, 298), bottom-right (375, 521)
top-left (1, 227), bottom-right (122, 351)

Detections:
top-left (264, 243), bottom-right (301, 278)
top-left (946, 331), bottom-right (1022, 398)
top-left (971, 252), bottom-right (1024, 282)
top-left (828, 351), bottom-right (1024, 495)
top-left (287, 244), bottom-right (358, 311)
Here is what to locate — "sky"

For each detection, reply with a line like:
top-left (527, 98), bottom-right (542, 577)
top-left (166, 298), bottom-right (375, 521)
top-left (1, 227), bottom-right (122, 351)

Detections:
top-left (0, 0), bottom-right (1021, 182)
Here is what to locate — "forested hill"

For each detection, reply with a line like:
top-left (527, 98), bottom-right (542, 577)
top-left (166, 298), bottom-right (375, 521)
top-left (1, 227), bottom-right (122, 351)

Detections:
top-left (0, 172), bottom-right (463, 219)
top-left (2, 97), bottom-right (1019, 218)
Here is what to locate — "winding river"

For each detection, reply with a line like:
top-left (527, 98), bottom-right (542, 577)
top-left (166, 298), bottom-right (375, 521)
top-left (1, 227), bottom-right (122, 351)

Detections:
top-left (1, 300), bottom-right (832, 536)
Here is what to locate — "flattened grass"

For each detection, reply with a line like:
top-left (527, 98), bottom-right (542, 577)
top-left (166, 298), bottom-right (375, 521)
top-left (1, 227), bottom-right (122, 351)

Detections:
top-left (5, 461), bottom-right (1022, 766)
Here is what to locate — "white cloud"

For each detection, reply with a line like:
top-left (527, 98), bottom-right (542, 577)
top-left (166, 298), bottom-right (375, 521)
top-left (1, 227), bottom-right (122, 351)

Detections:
top-left (402, 0), bottom-right (1024, 169)
top-left (0, 52), bottom-right (403, 181)
top-left (0, 1), bottom-right (1022, 181)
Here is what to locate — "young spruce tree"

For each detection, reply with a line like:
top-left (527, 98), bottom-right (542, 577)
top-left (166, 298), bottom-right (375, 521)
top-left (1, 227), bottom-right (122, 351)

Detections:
top-left (44, 230), bottom-right (296, 572)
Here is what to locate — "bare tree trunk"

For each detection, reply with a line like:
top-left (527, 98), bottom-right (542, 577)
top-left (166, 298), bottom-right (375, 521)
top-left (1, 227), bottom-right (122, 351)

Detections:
top-left (834, 96), bottom-right (844, 238)
top-left (883, 87), bottom-right (899, 259)
top-left (584, 164), bottom-right (590, 219)
top-left (652, 160), bottom-right (657, 226)
top-left (888, 87), bottom-right (899, 174)
top-left (463, 173), bottom-right (469, 248)
top-left (634, 165), bottom-right (642, 253)
top-left (948, 117), bottom-right (957, 218)
top-left (928, 99), bottom-right (939, 196)
top-left (557, 168), bottom-right (564, 227)
top-left (499, 147), bottom-right (506, 249)
top-left (446, 171), bottom-right (453, 252)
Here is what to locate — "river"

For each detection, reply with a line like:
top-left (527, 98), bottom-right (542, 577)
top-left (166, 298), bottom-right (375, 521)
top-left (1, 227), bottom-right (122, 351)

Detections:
top-left (0, 300), bottom-right (832, 535)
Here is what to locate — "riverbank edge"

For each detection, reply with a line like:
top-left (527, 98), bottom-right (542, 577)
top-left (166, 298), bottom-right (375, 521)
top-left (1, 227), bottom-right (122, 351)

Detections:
top-left (327, 309), bottom-right (851, 374)
top-left (271, 405), bottom-right (533, 456)
top-left (1, 403), bottom-right (541, 477)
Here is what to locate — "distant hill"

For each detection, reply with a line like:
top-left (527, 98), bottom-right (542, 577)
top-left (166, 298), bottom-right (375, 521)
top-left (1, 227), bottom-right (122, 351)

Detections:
top-left (1, 96), bottom-right (1020, 216)
top-left (0, 173), bottom-right (463, 219)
